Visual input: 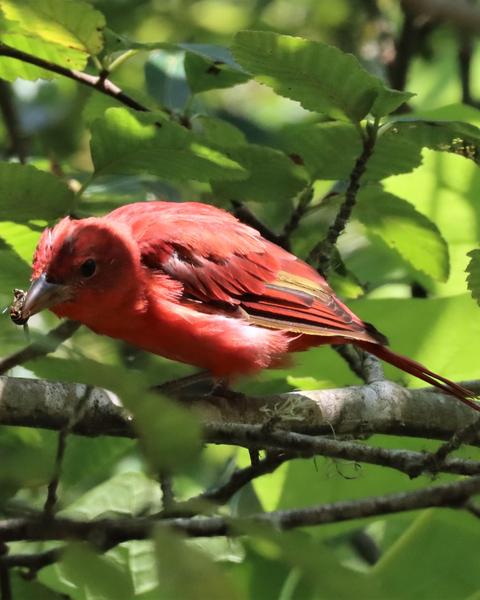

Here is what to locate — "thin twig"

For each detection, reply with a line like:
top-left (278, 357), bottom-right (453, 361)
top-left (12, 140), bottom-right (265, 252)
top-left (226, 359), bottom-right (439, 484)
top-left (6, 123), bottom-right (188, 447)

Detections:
top-left (0, 80), bottom-right (27, 163)
top-left (231, 200), bottom-right (284, 246)
top-left (199, 452), bottom-right (290, 505)
top-left (387, 9), bottom-right (422, 93)
top-left (0, 43), bottom-right (153, 114)
top-left (1, 548), bottom-right (61, 573)
top-left (278, 186), bottom-right (314, 249)
top-left (458, 35), bottom-right (477, 106)
top-left (0, 476), bottom-right (479, 543)
top-left (308, 123), bottom-right (378, 275)
top-left (43, 386), bottom-right (93, 517)
top-left (409, 416), bottom-right (480, 478)
top-left (0, 320), bottom-right (81, 376)
top-left (160, 452), bottom-right (292, 518)
top-left (159, 473), bottom-right (175, 511)
top-left (401, 0), bottom-right (480, 35)
top-left (204, 424), bottom-right (480, 478)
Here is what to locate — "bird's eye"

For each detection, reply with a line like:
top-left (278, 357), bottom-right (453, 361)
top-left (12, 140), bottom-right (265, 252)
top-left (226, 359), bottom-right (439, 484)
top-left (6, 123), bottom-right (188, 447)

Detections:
top-left (80, 258), bottom-right (96, 278)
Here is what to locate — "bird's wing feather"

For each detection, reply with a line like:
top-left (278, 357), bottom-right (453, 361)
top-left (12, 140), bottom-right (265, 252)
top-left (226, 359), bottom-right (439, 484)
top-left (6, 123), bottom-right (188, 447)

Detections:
top-left (109, 201), bottom-right (379, 341)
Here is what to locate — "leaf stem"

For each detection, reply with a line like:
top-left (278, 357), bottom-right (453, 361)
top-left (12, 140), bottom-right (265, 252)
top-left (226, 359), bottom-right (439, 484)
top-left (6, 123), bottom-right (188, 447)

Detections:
top-left (108, 49), bottom-right (139, 73)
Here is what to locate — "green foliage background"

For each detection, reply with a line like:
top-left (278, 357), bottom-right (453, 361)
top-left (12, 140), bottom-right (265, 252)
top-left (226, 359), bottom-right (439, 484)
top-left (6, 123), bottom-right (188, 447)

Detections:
top-left (0, 0), bottom-right (480, 598)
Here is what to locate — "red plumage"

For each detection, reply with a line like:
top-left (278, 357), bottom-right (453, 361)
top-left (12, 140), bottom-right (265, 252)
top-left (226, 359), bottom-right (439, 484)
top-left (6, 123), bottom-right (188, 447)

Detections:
top-left (24, 200), bottom-right (478, 411)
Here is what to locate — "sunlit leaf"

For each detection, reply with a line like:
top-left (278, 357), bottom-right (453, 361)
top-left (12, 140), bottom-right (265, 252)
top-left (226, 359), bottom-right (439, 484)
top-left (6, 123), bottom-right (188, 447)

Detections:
top-left (355, 187), bottom-right (449, 281)
top-left (0, 0), bottom-right (105, 80)
top-left (0, 0), bottom-right (105, 55)
top-left (232, 31), bottom-right (412, 121)
top-left (90, 108), bottom-right (247, 182)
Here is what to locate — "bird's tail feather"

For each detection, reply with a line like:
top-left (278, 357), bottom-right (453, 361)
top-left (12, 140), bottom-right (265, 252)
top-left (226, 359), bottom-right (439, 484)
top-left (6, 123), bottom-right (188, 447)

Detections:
top-left (357, 342), bottom-right (480, 413)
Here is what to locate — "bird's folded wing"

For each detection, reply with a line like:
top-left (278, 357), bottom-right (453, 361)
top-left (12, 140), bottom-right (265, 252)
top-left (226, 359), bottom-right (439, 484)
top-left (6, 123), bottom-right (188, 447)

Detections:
top-left (116, 201), bottom-right (378, 341)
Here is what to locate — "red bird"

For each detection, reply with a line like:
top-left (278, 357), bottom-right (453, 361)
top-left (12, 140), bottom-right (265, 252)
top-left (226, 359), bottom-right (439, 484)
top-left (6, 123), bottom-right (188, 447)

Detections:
top-left (18, 201), bottom-right (478, 411)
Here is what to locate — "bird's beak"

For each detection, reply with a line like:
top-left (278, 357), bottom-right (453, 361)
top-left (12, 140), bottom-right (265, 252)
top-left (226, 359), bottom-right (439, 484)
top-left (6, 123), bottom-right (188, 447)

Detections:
top-left (21, 273), bottom-right (71, 321)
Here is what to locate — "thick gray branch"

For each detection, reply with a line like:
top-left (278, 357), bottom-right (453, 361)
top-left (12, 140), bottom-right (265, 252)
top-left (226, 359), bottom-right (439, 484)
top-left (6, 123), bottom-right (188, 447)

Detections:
top-left (1, 375), bottom-right (480, 480)
top-left (1, 375), bottom-right (478, 442)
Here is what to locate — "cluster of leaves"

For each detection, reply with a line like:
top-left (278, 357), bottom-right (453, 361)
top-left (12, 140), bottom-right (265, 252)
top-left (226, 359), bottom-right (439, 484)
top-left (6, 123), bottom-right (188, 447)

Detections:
top-left (1, 0), bottom-right (480, 599)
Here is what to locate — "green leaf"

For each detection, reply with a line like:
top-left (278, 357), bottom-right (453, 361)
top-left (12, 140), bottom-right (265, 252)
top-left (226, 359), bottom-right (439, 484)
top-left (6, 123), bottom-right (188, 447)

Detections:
top-left (55, 543), bottom-right (133, 600)
top-left (0, 248), bottom-right (30, 292)
top-left (281, 121), bottom-right (361, 180)
top-left (155, 528), bottom-right (243, 600)
top-left (61, 472), bottom-right (161, 519)
top-left (232, 31), bottom-right (412, 121)
top-left (466, 249), bottom-right (480, 305)
top-left (128, 392), bottom-right (202, 472)
top-left (183, 43), bottom-right (250, 93)
top-left (355, 187), bottom-right (449, 281)
top-left (0, 0), bottom-right (105, 55)
top-left (0, 0), bottom-right (106, 80)
top-left (124, 541), bottom-right (159, 596)
top-left (213, 144), bottom-right (306, 203)
top-left (0, 162), bottom-right (74, 222)
top-left (193, 115), bottom-right (247, 148)
top-left (11, 571), bottom-right (61, 600)
top-left (0, 36), bottom-right (84, 81)
top-left (371, 88), bottom-right (414, 118)
top-left (90, 108), bottom-right (248, 182)
top-left (371, 510), bottom-right (480, 598)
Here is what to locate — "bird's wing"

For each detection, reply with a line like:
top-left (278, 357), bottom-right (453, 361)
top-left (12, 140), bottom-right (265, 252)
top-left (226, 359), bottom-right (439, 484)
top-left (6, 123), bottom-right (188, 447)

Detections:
top-left (110, 201), bottom-right (381, 342)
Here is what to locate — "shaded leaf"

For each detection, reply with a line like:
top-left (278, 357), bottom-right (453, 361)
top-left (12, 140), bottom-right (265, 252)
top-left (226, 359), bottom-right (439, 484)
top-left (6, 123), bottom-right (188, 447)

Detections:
top-left (466, 249), bottom-right (480, 305)
top-left (281, 121), bottom-right (361, 180)
top-left (0, 162), bottom-right (74, 222)
top-left (371, 510), bottom-right (480, 599)
top-left (193, 115), bottom-right (247, 148)
top-left (183, 43), bottom-right (249, 93)
top-left (61, 472), bottom-right (161, 519)
top-left (355, 187), bottom-right (449, 281)
top-left (55, 543), bottom-right (133, 600)
top-left (155, 528), bottom-right (243, 600)
top-left (213, 143), bottom-right (306, 203)
top-left (128, 391), bottom-right (202, 472)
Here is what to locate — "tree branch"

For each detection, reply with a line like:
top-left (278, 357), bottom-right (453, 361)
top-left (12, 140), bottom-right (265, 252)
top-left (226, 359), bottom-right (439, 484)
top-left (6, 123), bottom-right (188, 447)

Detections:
top-left (0, 43), bottom-right (152, 114)
top-left (0, 476), bottom-right (478, 544)
top-left (308, 123), bottom-right (378, 275)
top-left (401, 0), bottom-right (480, 35)
top-left (0, 80), bottom-right (27, 163)
top-left (1, 376), bottom-right (480, 478)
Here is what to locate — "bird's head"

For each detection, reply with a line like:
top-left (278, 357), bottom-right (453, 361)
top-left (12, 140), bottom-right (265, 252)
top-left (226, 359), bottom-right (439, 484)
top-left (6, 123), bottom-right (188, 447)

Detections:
top-left (19, 216), bottom-right (143, 324)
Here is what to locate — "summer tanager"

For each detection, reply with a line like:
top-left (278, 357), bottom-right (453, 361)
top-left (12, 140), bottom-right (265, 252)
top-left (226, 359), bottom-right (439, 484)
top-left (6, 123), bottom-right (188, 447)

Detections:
top-left (16, 201), bottom-right (478, 411)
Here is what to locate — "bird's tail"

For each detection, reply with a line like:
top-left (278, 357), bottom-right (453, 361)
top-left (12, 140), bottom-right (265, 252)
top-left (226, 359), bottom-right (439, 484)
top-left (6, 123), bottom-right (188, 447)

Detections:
top-left (357, 341), bottom-right (480, 413)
